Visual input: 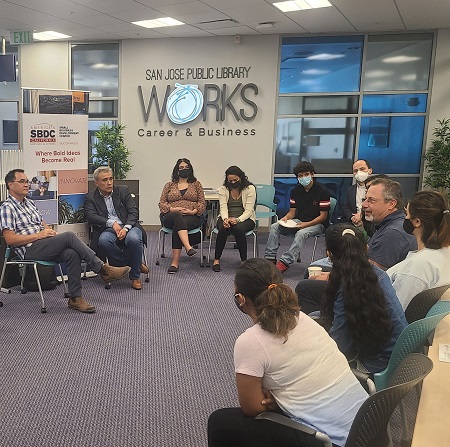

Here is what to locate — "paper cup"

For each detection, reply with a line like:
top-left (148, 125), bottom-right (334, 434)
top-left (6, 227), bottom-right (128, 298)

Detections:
top-left (308, 266), bottom-right (323, 278)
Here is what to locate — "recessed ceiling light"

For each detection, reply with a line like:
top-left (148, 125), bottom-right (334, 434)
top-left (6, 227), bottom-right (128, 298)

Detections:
top-left (33, 31), bottom-right (71, 41)
top-left (383, 55), bottom-right (422, 63)
top-left (273, 0), bottom-right (332, 13)
top-left (256, 22), bottom-right (275, 29)
top-left (132, 17), bottom-right (184, 29)
top-left (308, 53), bottom-right (345, 60)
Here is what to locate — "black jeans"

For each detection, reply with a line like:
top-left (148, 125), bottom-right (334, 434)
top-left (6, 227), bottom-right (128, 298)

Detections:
top-left (295, 279), bottom-right (328, 315)
top-left (162, 211), bottom-right (201, 249)
top-left (214, 218), bottom-right (255, 261)
top-left (208, 408), bottom-right (333, 447)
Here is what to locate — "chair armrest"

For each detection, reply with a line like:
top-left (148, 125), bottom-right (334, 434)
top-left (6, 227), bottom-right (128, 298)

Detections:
top-left (255, 412), bottom-right (332, 446)
top-left (351, 368), bottom-right (376, 395)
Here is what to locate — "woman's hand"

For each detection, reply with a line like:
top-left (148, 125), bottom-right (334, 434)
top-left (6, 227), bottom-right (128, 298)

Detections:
top-left (228, 217), bottom-right (238, 226)
top-left (223, 218), bottom-right (231, 228)
top-left (261, 389), bottom-right (280, 411)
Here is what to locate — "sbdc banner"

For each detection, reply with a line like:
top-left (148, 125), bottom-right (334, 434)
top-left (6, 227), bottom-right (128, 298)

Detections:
top-left (23, 113), bottom-right (88, 170)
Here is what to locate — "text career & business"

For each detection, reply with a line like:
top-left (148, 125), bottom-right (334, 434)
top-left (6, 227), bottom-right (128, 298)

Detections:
top-left (137, 127), bottom-right (256, 138)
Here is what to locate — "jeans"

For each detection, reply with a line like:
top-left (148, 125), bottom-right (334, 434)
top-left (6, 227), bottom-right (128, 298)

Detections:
top-left (98, 227), bottom-right (143, 279)
top-left (25, 232), bottom-right (103, 298)
top-left (264, 220), bottom-right (324, 266)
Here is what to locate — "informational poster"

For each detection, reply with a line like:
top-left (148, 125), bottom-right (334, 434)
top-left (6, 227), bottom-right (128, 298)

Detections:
top-left (22, 89), bottom-right (89, 229)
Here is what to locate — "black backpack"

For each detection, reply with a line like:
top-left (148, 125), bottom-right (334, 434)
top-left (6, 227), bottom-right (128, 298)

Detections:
top-left (23, 264), bottom-right (59, 291)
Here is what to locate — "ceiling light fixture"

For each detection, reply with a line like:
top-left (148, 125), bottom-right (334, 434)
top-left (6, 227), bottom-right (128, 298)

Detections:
top-left (256, 22), bottom-right (275, 29)
top-left (273, 0), bottom-right (332, 13)
top-left (33, 31), bottom-right (71, 41)
top-left (132, 17), bottom-right (184, 29)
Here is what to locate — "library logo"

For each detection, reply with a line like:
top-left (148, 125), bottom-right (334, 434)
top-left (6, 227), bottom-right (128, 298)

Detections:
top-left (166, 83), bottom-right (203, 125)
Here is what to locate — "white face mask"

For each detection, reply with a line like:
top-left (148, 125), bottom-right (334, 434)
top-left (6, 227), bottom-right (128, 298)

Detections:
top-left (355, 171), bottom-right (369, 183)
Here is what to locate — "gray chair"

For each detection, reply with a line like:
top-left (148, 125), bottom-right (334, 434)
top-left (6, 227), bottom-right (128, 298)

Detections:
top-left (255, 353), bottom-right (433, 447)
top-left (0, 245), bottom-right (68, 313)
top-left (405, 285), bottom-right (449, 323)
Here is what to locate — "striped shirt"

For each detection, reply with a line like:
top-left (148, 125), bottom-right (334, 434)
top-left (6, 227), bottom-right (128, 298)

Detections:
top-left (0, 195), bottom-right (44, 259)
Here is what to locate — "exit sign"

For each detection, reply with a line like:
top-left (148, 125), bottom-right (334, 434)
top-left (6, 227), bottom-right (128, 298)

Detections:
top-left (9, 30), bottom-right (34, 44)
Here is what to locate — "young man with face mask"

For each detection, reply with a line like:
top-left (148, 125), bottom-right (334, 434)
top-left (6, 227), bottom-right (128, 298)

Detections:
top-left (264, 162), bottom-right (331, 273)
top-left (341, 159), bottom-right (373, 226)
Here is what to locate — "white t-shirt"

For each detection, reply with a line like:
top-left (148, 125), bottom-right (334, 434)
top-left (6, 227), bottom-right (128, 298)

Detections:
top-left (387, 246), bottom-right (450, 310)
top-left (234, 312), bottom-right (367, 447)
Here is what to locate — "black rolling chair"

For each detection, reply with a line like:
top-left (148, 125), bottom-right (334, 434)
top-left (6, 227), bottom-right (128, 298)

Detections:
top-left (255, 353), bottom-right (433, 447)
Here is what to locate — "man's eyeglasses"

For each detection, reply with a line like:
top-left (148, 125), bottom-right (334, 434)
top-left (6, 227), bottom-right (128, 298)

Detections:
top-left (13, 179), bottom-right (31, 185)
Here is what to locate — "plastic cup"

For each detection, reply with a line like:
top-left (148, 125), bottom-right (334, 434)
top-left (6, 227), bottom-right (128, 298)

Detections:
top-left (308, 266), bottom-right (323, 278)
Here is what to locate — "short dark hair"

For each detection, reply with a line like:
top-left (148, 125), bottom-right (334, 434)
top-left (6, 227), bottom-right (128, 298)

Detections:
top-left (364, 173), bottom-right (388, 187)
top-left (355, 159), bottom-right (371, 169)
top-left (171, 158), bottom-right (197, 183)
top-left (293, 161), bottom-right (315, 176)
top-left (5, 169), bottom-right (24, 190)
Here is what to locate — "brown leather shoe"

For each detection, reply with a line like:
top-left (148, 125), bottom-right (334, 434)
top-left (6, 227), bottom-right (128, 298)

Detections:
top-left (140, 263), bottom-right (149, 274)
top-left (68, 297), bottom-right (96, 313)
top-left (131, 279), bottom-right (142, 290)
top-left (99, 263), bottom-right (131, 282)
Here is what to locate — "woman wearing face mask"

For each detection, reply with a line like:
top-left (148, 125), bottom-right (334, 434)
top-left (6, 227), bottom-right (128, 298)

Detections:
top-left (387, 190), bottom-right (450, 309)
top-left (208, 258), bottom-right (367, 447)
top-left (212, 166), bottom-right (256, 272)
top-left (158, 158), bottom-right (206, 274)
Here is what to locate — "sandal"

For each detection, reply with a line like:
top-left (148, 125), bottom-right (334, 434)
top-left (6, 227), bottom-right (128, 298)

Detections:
top-left (212, 263), bottom-right (221, 272)
top-left (186, 248), bottom-right (197, 257)
top-left (168, 265), bottom-right (179, 274)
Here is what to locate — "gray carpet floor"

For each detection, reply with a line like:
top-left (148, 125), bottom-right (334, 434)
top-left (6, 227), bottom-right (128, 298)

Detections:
top-left (0, 231), bottom-right (417, 446)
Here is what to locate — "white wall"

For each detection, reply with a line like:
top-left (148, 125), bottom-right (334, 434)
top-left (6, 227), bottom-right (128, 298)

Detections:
top-left (426, 29), bottom-right (450, 152)
top-left (121, 35), bottom-right (280, 224)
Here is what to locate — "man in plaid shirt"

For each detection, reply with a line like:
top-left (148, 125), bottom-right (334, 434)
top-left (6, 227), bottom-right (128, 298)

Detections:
top-left (0, 169), bottom-right (131, 313)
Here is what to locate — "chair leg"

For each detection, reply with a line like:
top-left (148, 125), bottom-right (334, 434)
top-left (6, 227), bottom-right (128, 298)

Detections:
top-left (310, 236), bottom-right (319, 264)
top-left (58, 264), bottom-right (69, 298)
top-left (33, 263), bottom-right (47, 313)
top-left (207, 231), bottom-right (214, 267)
top-left (143, 249), bottom-right (150, 282)
top-left (0, 259), bottom-right (9, 293)
top-left (399, 400), bottom-right (410, 445)
top-left (156, 229), bottom-right (163, 265)
top-left (253, 232), bottom-right (257, 258)
top-left (199, 230), bottom-right (204, 267)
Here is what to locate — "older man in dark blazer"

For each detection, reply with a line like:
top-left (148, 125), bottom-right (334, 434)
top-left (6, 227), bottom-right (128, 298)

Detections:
top-left (84, 166), bottom-right (148, 290)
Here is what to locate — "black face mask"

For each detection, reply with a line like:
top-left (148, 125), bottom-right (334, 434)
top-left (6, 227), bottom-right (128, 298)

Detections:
top-left (227, 181), bottom-right (241, 190)
top-left (403, 218), bottom-right (415, 234)
top-left (178, 169), bottom-right (190, 178)
top-left (234, 294), bottom-right (246, 313)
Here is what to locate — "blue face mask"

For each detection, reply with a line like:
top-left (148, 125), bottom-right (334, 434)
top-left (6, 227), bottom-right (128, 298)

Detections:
top-left (298, 175), bottom-right (312, 187)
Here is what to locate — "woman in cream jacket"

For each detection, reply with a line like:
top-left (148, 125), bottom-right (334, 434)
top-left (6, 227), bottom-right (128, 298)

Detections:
top-left (212, 166), bottom-right (256, 272)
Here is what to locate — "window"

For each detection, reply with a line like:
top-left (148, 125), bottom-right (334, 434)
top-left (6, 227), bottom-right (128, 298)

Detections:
top-left (280, 36), bottom-right (363, 93)
top-left (363, 34), bottom-right (433, 91)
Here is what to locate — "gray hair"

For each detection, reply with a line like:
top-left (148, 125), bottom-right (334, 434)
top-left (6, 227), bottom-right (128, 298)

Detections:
top-left (93, 166), bottom-right (113, 181)
top-left (369, 177), bottom-right (403, 210)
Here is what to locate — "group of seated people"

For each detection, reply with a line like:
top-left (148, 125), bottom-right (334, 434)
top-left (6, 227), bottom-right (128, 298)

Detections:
top-left (208, 179), bottom-right (450, 446)
top-left (1, 159), bottom-right (450, 446)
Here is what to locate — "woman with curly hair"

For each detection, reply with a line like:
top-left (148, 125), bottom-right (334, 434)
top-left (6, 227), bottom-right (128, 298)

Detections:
top-left (212, 166), bottom-right (256, 272)
top-left (158, 158), bottom-right (205, 273)
top-left (321, 224), bottom-right (407, 374)
top-left (208, 258), bottom-right (367, 447)
top-left (387, 190), bottom-right (450, 309)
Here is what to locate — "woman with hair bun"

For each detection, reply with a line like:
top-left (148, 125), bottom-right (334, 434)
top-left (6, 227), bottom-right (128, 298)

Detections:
top-left (212, 166), bottom-right (256, 272)
top-left (321, 224), bottom-right (407, 374)
top-left (387, 190), bottom-right (450, 309)
top-left (208, 258), bottom-right (367, 447)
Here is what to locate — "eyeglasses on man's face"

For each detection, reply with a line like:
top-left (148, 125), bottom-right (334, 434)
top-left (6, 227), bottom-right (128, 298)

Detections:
top-left (13, 179), bottom-right (31, 185)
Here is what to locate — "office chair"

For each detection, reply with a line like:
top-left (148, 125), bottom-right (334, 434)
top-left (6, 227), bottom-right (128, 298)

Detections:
top-left (405, 285), bottom-right (449, 323)
top-left (254, 184), bottom-right (278, 223)
top-left (0, 245), bottom-right (68, 313)
top-left (255, 353), bottom-right (433, 447)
